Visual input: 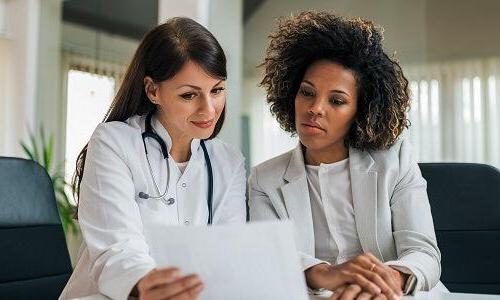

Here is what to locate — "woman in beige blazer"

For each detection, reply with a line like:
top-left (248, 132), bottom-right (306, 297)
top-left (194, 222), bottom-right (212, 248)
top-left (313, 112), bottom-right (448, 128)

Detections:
top-left (250, 11), bottom-right (444, 300)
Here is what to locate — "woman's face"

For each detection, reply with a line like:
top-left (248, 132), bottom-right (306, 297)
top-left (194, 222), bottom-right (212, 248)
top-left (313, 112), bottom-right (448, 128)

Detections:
top-left (145, 60), bottom-right (226, 141)
top-left (295, 59), bottom-right (358, 152)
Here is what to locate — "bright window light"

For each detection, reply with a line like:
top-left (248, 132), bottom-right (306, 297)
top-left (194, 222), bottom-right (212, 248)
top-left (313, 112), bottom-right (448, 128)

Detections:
top-left (65, 70), bottom-right (115, 181)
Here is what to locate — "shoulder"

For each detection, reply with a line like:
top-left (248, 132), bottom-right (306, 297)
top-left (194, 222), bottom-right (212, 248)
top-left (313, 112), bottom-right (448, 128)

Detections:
top-left (204, 137), bottom-right (245, 165)
top-left (88, 115), bottom-right (143, 157)
top-left (249, 148), bottom-right (295, 187)
top-left (369, 132), bottom-right (414, 165)
top-left (366, 131), bottom-right (417, 177)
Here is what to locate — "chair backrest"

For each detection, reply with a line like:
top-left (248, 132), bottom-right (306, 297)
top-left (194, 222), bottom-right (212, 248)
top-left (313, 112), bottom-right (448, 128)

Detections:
top-left (0, 157), bottom-right (72, 299)
top-left (419, 163), bottom-right (500, 295)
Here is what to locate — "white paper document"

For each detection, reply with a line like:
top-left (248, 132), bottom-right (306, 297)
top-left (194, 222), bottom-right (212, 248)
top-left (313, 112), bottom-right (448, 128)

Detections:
top-left (145, 221), bottom-right (309, 300)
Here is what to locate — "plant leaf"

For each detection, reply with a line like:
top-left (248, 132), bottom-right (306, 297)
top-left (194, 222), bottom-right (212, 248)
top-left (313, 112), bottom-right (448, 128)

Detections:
top-left (29, 130), bottom-right (41, 163)
top-left (20, 141), bottom-right (35, 161)
top-left (44, 133), bottom-right (54, 173)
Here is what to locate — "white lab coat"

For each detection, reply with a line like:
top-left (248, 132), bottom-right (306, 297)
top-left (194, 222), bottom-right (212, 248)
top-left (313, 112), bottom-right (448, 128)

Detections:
top-left (60, 114), bottom-right (247, 300)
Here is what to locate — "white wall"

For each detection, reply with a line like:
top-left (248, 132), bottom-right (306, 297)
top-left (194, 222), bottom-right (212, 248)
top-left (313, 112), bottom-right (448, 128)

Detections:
top-left (0, 0), bottom-right (7, 37)
top-left (62, 22), bottom-right (139, 64)
top-left (208, 0), bottom-right (243, 150)
top-left (0, 0), bottom-right (41, 156)
top-left (36, 0), bottom-right (63, 160)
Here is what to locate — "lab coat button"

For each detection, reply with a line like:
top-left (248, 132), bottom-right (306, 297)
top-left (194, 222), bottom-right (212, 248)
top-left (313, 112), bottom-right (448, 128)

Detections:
top-left (181, 183), bottom-right (187, 187)
top-left (184, 220), bottom-right (190, 225)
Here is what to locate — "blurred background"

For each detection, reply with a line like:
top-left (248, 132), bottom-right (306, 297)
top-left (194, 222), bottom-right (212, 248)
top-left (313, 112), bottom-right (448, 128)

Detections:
top-left (1, 0), bottom-right (500, 259)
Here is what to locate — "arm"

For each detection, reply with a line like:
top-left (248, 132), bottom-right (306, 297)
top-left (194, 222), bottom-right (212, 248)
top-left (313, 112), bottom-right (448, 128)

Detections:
top-left (248, 167), bottom-right (326, 273)
top-left (78, 125), bottom-right (155, 299)
top-left (386, 138), bottom-right (442, 293)
top-left (215, 156), bottom-right (247, 224)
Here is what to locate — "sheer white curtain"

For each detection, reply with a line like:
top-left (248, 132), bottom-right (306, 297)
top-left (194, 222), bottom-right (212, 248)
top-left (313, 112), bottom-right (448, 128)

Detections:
top-left (405, 57), bottom-right (500, 167)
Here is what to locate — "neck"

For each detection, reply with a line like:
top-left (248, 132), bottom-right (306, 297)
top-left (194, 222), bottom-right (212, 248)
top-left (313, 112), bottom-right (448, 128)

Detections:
top-left (170, 137), bottom-right (192, 163)
top-left (304, 141), bottom-right (349, 166)
top-left (155, 113), bottom-right (192, 163)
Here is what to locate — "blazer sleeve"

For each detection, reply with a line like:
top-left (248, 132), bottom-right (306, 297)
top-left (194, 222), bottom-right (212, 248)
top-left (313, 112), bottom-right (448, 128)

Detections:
top-left (78, 125), bottom-right (156, 300)
top-left (248, 167), bottom-right (327, 272)
top-left (386, 138), bottom-right (441, 293)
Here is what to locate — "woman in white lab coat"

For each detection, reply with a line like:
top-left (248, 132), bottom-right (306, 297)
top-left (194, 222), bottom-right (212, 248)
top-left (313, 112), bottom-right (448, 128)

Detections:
top-left (60, 17), bottom-right (246, 300)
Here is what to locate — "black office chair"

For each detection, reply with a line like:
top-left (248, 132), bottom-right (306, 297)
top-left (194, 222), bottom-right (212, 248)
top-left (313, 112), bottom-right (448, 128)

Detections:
top-left (419, 162), bottom-right (500, 295)
top-left (0, 157), bottom-right (72, 299)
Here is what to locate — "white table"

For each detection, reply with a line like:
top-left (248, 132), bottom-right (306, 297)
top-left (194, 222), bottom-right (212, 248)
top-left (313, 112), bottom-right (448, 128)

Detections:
top-left (75, 291), bottom-right (500, 300)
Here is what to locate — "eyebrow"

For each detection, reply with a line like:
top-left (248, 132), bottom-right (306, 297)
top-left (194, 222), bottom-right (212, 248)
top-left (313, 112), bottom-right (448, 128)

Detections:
top-left (176, 80), bottom-right (224, 90)
top-left (302, 80), bottom-right (350, 97)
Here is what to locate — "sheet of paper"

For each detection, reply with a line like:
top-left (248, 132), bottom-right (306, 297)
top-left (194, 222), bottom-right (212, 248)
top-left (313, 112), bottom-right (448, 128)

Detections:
top-left (145, 221), bottom-right (309, 300)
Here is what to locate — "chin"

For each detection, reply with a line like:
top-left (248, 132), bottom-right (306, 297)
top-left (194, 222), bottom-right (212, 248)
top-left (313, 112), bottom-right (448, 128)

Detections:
top-left (192, 129), bottom-right (215, 140)
top-left (298, 134), bottom-right (335, 151)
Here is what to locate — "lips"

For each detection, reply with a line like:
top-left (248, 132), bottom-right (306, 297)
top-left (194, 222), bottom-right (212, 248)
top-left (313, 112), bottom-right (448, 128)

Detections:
top-left (191, 119), bottom-right (214, 128)
top-left (301, 121), bottom-right (325, 131)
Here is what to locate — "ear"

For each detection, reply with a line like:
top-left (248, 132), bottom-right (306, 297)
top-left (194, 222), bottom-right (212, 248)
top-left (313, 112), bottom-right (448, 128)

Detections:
top-left (144, 76), bottom-right (159, 103)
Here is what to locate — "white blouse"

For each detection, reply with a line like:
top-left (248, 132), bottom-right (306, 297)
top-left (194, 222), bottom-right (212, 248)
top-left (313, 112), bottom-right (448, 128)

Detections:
top-left (305, 158), bottom-right (364, 264)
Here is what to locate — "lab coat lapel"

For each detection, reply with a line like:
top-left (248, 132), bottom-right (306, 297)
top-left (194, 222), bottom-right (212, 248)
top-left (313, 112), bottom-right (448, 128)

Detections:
top-left (349, 147), bottom-right (384, 260)
top-left (280, 144), bottom-right (315, 255)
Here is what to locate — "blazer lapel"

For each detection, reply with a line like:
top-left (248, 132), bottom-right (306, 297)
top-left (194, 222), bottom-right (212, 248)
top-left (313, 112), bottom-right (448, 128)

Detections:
top-left (280, 144), bottom-right (315, 255)
top-left (349, 147), bottom-right (384, 260)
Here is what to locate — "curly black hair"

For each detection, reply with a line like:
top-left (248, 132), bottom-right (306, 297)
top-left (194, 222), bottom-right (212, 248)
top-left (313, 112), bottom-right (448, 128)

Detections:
top-left (260, 11), bottom-right (410, 150)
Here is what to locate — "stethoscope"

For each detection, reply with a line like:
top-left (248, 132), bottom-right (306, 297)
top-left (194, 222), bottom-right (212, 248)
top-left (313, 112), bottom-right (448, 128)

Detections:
top-left (138, 111), bottom-right (214, 225)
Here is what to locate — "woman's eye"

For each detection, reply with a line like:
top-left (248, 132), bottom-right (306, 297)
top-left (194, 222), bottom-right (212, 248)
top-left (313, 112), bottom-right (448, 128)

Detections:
top-left (330, 98), bottom-right (345, 105)
top-left (300, 88), bottom-right (314, 97)
top-left (211, 87), bottom-right (225, 95)
top-left (180, 93), bottom-right (196, 100)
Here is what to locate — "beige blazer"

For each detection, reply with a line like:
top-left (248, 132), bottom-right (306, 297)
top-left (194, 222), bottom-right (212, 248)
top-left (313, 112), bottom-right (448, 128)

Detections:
top-left (249, 135), bottom-right (442, 292)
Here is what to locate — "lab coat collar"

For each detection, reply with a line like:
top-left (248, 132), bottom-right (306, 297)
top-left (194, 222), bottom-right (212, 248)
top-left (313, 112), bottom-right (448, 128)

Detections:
top-left (149, 113), bottom-right (202, 160)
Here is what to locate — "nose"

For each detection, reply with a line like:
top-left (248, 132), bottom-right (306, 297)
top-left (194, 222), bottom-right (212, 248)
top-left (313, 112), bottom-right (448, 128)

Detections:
top-left (308, 98), bottom-right (325, 117)
top-left (199, 94), bottom-right (216, 116)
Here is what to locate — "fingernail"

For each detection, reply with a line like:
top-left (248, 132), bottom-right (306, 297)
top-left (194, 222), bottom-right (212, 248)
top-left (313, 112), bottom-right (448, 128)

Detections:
top-left (392, 295), bottom-right (401, 300)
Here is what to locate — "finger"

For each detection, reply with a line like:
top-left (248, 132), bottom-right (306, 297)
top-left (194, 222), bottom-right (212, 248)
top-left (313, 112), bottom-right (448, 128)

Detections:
top-left (339, 284), bottom-right (362, 300)
top-left (148, 274), bottom-right (202, 299)
top-left (329, 285), bottom-right (347, 300)
top-left (343, 272), bottom-right (382, 295)
top-left (169, 282), bottom-right (204, 300)
top-left (349, 265), bottom-right (396, 298)
top-left (363, 254), bottom-right (401, 296)
top-left (356, 258), bottom-right (401, 297)
top-left (372, 266), bottom-right (402, 297)
top-left (373, 294), bottom-right (389, 300)
top-left (139, 268), bottom-right (180, 290)
top-left (355, 292), bottom-right (372, 300)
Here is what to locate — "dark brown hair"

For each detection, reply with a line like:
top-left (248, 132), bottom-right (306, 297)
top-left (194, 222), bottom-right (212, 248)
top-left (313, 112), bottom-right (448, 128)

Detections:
top-left (72, 17), bottom-right (227, 205)
top-left (260, 11), bottom-right (410, 150)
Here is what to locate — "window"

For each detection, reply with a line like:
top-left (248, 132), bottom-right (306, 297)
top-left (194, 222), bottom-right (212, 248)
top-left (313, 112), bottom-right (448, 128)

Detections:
top-left (64, 70), bottom-right (115, 181)
top-left (405, 58), bottom-right (500, 167)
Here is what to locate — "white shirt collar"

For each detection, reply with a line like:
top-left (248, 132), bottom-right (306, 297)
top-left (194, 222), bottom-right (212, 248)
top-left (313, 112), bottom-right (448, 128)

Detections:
top-left (149, 113), bottom-right (202, 159)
